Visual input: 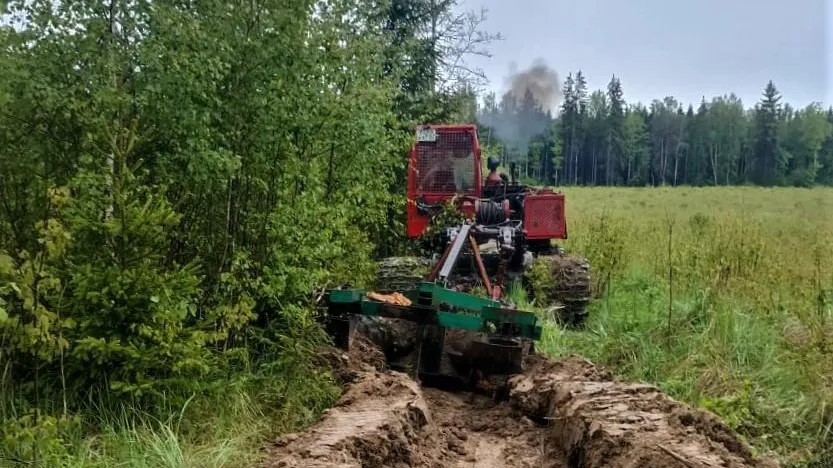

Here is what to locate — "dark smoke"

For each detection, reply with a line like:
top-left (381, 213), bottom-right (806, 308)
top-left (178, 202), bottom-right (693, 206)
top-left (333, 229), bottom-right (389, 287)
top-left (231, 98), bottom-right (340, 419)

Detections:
top-left (478, 59), bottom-right (562, 161)
top-left (506, 59), bottom-right (562, 113)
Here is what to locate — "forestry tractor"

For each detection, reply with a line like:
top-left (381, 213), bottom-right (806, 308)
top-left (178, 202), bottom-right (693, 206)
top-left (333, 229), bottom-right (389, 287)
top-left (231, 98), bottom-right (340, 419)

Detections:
top-left (320, 124), bottom-right (590, 391)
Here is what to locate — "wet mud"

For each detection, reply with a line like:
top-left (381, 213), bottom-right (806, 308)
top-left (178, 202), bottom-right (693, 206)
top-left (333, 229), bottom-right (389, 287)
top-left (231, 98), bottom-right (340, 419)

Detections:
top-left (508, 355), bottom-right (778, 468)
top-left (264, 345), bottom-right (777, 468)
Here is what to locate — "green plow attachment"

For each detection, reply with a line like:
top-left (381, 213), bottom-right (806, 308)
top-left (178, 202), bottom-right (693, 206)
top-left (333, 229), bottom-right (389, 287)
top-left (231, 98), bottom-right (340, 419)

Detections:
top-left (321, 282), bottom-right (542, 387)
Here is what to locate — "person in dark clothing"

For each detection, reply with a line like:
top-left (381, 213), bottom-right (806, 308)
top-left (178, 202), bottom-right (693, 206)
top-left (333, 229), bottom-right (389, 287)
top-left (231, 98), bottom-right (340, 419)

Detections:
top-left (484, 156), bottom-right (503, 186)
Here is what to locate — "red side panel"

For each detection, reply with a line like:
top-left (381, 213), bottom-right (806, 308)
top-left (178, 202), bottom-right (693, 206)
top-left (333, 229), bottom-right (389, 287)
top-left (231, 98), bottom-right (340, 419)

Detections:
top-left (406, 197), bottom-right (433, 237)
top-left (523, 192), bottom-right (567, 239)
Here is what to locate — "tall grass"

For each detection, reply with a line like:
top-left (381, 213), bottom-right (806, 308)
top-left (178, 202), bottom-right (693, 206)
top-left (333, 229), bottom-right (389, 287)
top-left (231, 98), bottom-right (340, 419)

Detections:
top-left (1, 332), bottom-right (341, 468)
top-left (534, 186), bottom-right (833, 467)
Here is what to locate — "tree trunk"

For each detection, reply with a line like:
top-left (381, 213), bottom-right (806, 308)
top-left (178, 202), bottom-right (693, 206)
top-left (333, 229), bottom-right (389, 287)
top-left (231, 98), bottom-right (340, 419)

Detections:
top-left (711, 145), bottom-right (718, 185)
top-left (627, 156), bottom-right (632, 185)
top-left (591, 143), bottom-right (597, 185)
top-left (605, 133), bottom-right (612, 186)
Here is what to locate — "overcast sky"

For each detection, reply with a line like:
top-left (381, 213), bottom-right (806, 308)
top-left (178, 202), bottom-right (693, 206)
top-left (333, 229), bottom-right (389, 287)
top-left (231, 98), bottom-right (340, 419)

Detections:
top-left (460, 0), bottom-right (831, 110)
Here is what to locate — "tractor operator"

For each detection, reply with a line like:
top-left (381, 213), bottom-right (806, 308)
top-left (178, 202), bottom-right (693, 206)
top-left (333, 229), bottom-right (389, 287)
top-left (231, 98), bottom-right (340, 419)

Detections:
top-left (484, 157), bottom-right (502, 186)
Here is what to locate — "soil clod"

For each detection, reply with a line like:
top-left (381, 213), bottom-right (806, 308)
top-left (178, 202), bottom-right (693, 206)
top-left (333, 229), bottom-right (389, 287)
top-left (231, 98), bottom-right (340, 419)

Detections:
top-left (508, 354), bottom-right (778, 468)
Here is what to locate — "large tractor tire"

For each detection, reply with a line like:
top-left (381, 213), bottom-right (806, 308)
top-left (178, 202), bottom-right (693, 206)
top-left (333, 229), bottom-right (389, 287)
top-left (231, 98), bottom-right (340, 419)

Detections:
top-left (375, 256), bottom-right (432, 292)
top-left (525, 253), bottom-right (592, 327)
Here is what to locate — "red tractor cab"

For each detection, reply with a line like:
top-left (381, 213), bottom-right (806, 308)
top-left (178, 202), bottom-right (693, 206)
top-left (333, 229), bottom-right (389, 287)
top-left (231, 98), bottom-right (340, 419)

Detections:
top-left (406, 124), bottom-right (482, 237)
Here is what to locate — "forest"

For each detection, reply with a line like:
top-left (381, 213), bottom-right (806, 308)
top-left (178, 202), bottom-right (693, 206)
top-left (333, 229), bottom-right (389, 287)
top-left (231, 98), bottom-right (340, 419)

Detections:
top-left (477, 76), bottom-right (833, 188)
top-left (0, 0), bottom-right (829, 466)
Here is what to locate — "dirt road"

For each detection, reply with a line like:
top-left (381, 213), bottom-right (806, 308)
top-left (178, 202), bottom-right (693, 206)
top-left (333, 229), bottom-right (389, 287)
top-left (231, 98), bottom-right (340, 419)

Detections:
top-left (262, 341), bottom-right (777, 468)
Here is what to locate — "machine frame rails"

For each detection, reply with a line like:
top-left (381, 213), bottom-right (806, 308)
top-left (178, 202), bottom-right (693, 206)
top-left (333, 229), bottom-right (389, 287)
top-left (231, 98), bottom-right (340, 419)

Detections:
top-left (321, 282), bottom-right (542, 383)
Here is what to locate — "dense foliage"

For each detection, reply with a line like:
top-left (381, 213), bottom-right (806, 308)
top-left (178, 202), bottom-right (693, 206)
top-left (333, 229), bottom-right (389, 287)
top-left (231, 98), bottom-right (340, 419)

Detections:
top-left (478, 74), bottom-right (833, 187)
top-left (0, 0), bottom-right (494, 464)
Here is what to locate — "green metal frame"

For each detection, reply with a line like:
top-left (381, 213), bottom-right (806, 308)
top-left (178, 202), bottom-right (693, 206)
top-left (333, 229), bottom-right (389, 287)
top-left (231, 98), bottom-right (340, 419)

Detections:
top-left (325, 282), bottom-right (541, 340)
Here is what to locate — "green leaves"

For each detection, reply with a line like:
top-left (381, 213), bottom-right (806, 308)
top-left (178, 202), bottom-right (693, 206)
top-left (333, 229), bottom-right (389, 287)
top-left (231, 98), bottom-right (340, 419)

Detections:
top-left (0, 0), bottom-right (480, 462)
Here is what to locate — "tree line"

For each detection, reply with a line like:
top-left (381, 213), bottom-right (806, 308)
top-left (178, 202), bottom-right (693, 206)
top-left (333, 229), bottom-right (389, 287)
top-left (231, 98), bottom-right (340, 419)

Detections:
top-left (476, 74), bottom-right (833, 187)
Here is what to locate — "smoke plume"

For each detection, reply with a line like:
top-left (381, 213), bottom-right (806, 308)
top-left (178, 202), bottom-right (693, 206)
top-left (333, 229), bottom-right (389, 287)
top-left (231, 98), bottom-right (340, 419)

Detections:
top-left (478, 59), bottom-right (562, 161)
top-left (505, 59), bottom-right (562, 113)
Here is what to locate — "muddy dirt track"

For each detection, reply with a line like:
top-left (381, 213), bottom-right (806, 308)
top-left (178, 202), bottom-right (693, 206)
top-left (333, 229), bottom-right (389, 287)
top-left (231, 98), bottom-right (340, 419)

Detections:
top-left (262, 339), bottom-right (778, 468)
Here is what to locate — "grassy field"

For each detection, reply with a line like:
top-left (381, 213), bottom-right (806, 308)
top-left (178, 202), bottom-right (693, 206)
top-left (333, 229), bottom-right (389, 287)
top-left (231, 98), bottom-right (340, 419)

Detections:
top-left (535, 186), bottom-right (833, 467)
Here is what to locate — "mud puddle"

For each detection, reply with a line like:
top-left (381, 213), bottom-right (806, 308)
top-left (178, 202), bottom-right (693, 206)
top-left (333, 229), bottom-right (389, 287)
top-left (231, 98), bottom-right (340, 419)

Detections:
top-left (262, 341), bottom-right (777, 468)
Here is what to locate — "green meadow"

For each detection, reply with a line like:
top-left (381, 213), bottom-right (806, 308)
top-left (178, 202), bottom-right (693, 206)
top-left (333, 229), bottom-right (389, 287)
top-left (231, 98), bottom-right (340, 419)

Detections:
top-left (533, 186), bottom-right (833, 467)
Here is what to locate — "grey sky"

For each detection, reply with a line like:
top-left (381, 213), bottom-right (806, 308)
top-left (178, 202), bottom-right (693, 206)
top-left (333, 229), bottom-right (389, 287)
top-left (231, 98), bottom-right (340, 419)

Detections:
top-left (460, 0), bottom-right (831, 110)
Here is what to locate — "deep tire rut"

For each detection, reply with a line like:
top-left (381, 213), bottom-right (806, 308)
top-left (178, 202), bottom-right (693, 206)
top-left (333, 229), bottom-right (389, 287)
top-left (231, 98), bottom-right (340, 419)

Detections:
top-left (262, 343), bottom-right (778, 468)
top-left (261, 370), bottom-right (561, 468)
top-left (421, 387), bottom-right (562, 467)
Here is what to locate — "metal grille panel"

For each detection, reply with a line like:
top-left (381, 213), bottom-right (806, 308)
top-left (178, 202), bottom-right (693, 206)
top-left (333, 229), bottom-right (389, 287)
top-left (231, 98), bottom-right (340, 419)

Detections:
top-left (415, 130), bottom-right (476, 194)
top-left (523, 194), bottom-right (566, 239)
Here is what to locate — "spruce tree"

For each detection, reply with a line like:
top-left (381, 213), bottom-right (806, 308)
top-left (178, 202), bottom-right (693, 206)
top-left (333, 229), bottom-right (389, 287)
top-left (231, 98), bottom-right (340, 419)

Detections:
top-left (558, 74), bottom-right (576, 184)
top-left (752, 81), bottom-right (783, 185)
top-left (606, 76), bottom-right (625, 185)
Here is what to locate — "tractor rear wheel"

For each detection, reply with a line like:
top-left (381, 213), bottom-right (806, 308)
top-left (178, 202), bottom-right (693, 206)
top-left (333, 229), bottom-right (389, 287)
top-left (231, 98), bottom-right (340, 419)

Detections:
top-left (525, 253), bottom-right (592, 327)
top-left (354, 256), bottom-right (432, 363)
top-left (375, 256), bottom-right (432, 292)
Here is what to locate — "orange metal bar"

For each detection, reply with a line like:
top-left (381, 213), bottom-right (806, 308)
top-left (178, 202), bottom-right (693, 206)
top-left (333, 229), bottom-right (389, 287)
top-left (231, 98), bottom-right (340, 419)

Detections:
top-left (428, 241), bottom-right (453, 282)
top-left (468, 235), bottom-right (493, 297)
